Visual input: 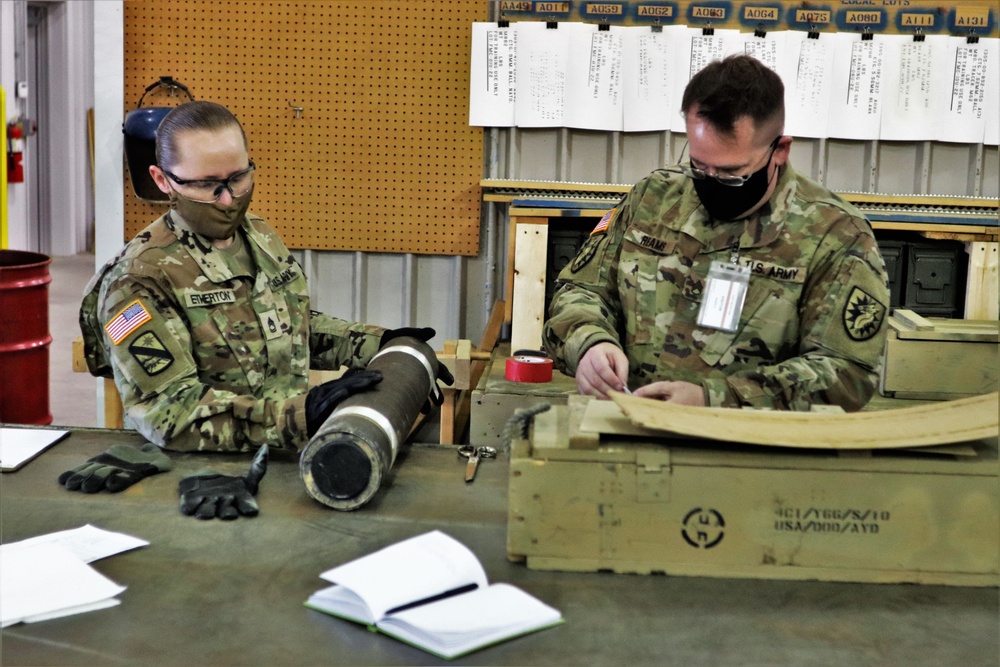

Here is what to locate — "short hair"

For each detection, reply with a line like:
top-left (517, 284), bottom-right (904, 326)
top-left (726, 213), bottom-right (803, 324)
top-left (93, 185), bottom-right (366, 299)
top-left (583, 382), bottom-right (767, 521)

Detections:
top-left (681, 55), bottom-right (784, 137)
top-left (155, 101), bottom-right (247, 170)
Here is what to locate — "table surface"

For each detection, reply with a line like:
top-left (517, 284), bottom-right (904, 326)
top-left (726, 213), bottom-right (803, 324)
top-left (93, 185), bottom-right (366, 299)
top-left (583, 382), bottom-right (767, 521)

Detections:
top-left (2, 426), bottom-right (997, 667)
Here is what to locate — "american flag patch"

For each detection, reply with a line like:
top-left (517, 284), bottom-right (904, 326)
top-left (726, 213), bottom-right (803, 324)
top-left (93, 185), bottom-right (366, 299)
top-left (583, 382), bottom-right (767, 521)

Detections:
top-left (105, 300), bottom-right (152, 345)
top-left (590, 209), bottom-right (614, 236)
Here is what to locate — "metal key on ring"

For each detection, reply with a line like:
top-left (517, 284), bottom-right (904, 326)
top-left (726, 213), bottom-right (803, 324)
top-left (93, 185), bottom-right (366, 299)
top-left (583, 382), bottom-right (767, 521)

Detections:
top-left (458, 445), bottom-right (497, 483)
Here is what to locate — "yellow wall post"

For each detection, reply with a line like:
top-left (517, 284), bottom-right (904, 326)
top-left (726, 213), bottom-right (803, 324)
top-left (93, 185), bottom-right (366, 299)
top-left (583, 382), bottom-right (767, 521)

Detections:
top-left (1, 85), bottom-right (8, 249)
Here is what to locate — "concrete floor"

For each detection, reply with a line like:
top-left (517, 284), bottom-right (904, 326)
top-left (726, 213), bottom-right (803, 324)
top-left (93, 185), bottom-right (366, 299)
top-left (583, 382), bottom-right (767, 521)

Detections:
top-left (48, 252), bottom-right (98, 428)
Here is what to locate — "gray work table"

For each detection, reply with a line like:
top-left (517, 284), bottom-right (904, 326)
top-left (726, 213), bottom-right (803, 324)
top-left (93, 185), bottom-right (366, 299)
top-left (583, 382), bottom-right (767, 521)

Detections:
top-left (1, 427), bottom-right (997, 667)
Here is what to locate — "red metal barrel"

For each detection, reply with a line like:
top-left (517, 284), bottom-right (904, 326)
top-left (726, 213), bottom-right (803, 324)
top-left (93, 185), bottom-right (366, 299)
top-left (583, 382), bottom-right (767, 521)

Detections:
top-left (0, 250), bottom-right (53, 424)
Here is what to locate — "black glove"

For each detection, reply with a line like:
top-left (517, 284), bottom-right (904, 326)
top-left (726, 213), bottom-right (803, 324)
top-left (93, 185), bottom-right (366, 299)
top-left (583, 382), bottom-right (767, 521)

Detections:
top-left (379, 327), bottom-right (436, 348)
top-left (178, 444), bottom-right (268, 520)
top-left (420, 358), bottom-right (456, 414)
top-left (436, 362), bottom-right (455, 388)
top-left (58, 443), bottom-right (172, 493)
top-left (305, 369), bottom-right (384, 437)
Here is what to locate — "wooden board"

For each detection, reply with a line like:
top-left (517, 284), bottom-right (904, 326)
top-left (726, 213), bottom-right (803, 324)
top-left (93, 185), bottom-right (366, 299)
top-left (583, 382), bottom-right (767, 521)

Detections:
top-left (890, 310), bottom-right (999, 342)
top-left (964, 242), bottom-right (999, 319)
top-left (510, 222), bottom-right (549, 351)
top-left (611, 391), bottom-right (999, 450)
top-left (578, 398), bottom-right (978, 456)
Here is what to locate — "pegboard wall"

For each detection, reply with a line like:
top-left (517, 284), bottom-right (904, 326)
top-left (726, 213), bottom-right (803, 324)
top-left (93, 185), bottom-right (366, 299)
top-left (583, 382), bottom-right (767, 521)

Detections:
top-left (124, 1), bottom-right (485, 255)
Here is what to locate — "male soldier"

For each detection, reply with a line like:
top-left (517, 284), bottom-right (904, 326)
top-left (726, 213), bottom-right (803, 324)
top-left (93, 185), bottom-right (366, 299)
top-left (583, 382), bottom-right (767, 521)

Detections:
top-left (544, 55), bottom-right (889, 411)
top-left (80, 101), bottom-right (435, 454)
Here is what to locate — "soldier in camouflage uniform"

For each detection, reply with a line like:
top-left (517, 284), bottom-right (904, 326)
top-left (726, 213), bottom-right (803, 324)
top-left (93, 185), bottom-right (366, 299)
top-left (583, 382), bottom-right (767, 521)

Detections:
top-left (544, 55), bottom-right (889, 411)
top-left (80, 101), bottom-right (396, 452)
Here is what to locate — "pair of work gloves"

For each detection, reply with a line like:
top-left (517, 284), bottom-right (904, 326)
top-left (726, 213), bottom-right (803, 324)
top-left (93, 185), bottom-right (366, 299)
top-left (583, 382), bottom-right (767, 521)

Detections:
top-left (58, 442), bottom-right (269, 521)
top-left (58, 327), bottom-right (447, 517)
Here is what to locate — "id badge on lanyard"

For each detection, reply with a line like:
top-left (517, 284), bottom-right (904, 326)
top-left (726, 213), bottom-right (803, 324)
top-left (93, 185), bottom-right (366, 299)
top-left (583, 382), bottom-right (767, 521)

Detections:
top-left (697, 246), bottom-right (750, 333)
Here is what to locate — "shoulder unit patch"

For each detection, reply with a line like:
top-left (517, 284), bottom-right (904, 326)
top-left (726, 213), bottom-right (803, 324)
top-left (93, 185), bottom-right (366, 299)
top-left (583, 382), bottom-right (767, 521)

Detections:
top-left (128, 331), bottom-right (175, 376)
top-left (842, 287), bottom-right (886, 341)
top-left (571, 234), bottom-right (603, 273)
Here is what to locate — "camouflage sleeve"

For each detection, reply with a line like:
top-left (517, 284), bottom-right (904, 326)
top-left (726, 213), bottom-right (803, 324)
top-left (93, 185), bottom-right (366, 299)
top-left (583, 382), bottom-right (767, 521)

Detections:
top-left (308, 312), bottom-right (386, 371)
top-left (542, 195), bottom-right (634, 376)
top-left (99, 263), bottom-right (311, 453)
top-left (702, 220), bottom-right (890, 411)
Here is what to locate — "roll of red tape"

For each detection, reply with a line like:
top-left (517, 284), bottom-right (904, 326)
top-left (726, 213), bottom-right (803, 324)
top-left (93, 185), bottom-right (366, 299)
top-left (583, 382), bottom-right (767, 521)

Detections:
top-left (505, 355), bottom-right (554, 383)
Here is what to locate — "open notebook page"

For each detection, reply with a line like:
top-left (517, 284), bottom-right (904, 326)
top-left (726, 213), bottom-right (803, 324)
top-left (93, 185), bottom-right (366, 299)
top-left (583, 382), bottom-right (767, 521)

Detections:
top-left (318, 531), bottom-right (488, 622)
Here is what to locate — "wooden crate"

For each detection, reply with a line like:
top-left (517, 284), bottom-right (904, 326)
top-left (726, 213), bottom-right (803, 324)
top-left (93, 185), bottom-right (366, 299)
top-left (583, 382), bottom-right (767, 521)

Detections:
top-left (508, 398), bottom-right (999, 586)
top-left (470, 344), bottom-right (579, 448)
top-left (880, 310), bottom-right (999, 400)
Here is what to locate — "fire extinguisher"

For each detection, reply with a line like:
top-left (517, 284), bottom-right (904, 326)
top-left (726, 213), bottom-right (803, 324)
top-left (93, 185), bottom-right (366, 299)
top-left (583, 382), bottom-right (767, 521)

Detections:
top-left (6, 121), bottom-right (24, 183)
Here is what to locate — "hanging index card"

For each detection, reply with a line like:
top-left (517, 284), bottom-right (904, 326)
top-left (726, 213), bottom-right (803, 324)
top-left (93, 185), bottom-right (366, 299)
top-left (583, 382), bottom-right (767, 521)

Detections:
top-left (784, 31), bottom-right (835, 139)
top-left (469, 23), bottom-right (517, 127)
top-left (939, 37), bottom-right (996, 143)
top-left (564, 25), bottom-right (625, 131)
top-left (879, 35), bottom-right (947, 141)
top-left (623, 25), bottom-right (687, 132)
top-left (984, 38), bottom-right (999, 146)
top-left (669, 28), bottom-right (740, 132)
top-left (514, 21), bottom-right (576, 127)
top-left (828, 33), bottom-right (889, 140)
top-left (739, 31), bottom-right (784, 75)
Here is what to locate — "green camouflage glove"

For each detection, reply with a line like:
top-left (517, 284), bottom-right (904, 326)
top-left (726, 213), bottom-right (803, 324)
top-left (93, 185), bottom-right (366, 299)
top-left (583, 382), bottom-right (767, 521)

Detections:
top-left (58, 443), bottom-right (173, 493)
top-left (178, 444), bottom-right (268, 520)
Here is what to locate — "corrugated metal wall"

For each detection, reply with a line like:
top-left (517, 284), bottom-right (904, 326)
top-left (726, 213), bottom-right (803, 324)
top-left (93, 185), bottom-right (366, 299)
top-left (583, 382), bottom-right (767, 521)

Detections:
top-left (94, 5), bottom-right (997, 349)
top-left (309, 125), bottom-right (997, 347)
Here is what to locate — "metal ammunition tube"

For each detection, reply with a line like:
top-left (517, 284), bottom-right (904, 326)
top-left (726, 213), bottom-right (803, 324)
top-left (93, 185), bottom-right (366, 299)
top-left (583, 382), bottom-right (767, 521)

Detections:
top-left (299, 336), bottom-right (437, 510)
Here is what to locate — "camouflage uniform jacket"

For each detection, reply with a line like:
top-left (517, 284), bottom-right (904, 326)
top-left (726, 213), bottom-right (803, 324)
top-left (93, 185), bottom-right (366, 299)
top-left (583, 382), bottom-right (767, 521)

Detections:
top-left (543, 164), bottom-right (890, 411)
top-left (79, 211), bottom-right (386, 452)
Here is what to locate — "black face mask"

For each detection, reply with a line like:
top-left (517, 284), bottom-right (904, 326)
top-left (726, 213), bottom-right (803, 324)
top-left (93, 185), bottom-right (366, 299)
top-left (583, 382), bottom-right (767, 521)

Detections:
top-left (693, 147), bottom-right (777, 222)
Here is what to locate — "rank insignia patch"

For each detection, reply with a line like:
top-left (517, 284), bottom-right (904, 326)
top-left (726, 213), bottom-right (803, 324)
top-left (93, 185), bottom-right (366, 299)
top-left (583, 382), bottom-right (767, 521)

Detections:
top-left (842, 287), bottom-right (886, 341)
top-left (128, 332), bottom-right (174, 376)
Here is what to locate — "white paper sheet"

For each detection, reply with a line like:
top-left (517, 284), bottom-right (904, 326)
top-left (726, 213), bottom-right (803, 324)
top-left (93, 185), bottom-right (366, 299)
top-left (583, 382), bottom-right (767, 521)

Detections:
top-left (939, 37), bottom-right (996, 143)
top-left (0, 427), bottom-right (69, 471)
top-left (469, 22), bottom-right (517, 127)
top-left (669, 28), bottom-right (741, 132)
top-left (0, 542), bottom-right (126, 627)
top-left (827, 33), bottom-right (890, 140)
top-left (622, 25), bottom-right (687, 132)
top-left (784, 32), bottom-right (835, 138)
top-left (320, 530), bottom-right (489, 622)
top-left (514, 21), bottom-right (576, 128)
top-left (5, 524), bottom-right (149, 563)
top-left (984, 38), bottom-right (1000, 146)
top-left (879, 35), bottom-right (949, 141)
top-left (564, 25), bottom-right (625, 131)
top-left (738, 30), bottom-right (787, 76)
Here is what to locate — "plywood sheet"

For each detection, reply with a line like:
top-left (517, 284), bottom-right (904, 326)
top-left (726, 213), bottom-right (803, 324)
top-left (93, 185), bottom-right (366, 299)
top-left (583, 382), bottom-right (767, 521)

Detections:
top-left (611, 391), bottom-right (999, 450)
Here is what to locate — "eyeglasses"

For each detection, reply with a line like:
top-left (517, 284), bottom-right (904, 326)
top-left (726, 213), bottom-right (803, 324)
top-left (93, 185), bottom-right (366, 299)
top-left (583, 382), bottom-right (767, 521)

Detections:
top-left (668, 138), bottom-right (780, 187)
top-left (163, 160), bottom-right (256, 203)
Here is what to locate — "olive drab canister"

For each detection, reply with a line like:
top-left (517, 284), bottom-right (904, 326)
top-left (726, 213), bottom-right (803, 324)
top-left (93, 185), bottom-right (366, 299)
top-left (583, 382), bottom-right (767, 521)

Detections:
top-left (299, 337), bottom-right (440, 511)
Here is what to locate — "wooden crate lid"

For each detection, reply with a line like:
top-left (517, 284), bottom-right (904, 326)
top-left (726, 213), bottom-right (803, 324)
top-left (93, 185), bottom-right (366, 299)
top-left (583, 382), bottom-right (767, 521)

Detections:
top-left (889, 310), bottom-right (999, 343)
